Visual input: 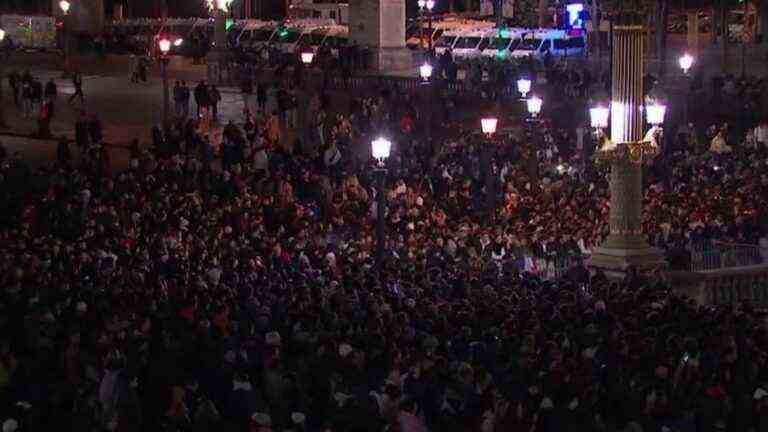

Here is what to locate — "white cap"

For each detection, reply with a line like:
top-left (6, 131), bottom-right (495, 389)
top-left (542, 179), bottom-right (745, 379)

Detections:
top-left (2, 419), bottom-right (18, 432)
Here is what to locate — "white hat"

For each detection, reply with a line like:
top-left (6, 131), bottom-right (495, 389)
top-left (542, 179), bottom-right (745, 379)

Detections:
top-left (251, 412), bottom-right (271, 426)
top-left (291, 412), bottom-right (306, 424)
top-left (754, 387), bottom-right (768, 400)
top-left (2, 419), bottom-right (18, 432)
top-left (339, 343), bottom-right (353, 358)
top-left (265, 331), bottom-right (282, 347)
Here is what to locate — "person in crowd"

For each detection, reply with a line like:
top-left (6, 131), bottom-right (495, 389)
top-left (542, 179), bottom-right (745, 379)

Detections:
top-left (44, 78), bottom-right (58, 119)
top-left (1, 42), bottom-right (768, 432)
top-left (69, 72), bottom-right (85, 105)
top-left (195, 81), bottom-right (210, 117)
top-left (210, 85), bottom-right (222, 123)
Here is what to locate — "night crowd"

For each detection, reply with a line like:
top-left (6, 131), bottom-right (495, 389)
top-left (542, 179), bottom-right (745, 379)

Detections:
top-left (1, 56), bottom-right (768, 432)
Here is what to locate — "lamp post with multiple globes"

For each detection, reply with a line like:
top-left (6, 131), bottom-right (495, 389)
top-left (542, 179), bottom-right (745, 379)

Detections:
top-left (371, 137), bottom-right (392, 270)
top-left (417, 0), bottom-right (436, 53)
top-left (587, 15), bottom-right (669, 277)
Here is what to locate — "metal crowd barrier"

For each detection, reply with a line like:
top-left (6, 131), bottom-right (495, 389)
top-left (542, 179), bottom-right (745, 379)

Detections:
top-left (690, 241), bottom-right (766, 272)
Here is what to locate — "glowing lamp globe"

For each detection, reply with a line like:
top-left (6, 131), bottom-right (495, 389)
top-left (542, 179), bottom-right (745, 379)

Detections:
top-left (426, 0), bottom-right (436, 10)
top-left (216, 0), bottom-right (231, 10)
top-left (679, 53), bottom-right (693, 74)
top-left (371, 137), bottom-right (392, 163)
top-left (418, 0), bottom-right (426, 8)
top-left (419, 63), bottom-right (433, 81)
top-left (0, 29), bottom-right (5, 42)
top-left (516, 78), bottom-right (531, 97)
top-left (300, 51), bottom-right (314, 65)
top-left (589, 105), bottom-right (609, 129)
top-left (527, 96), bottom-right (543, 117)
top-left (158, 38), bottom-right (171, 54)
top-left (173, 38), bottom-right (184, 47)
top-left (646, 103), bottom-right (666, 126)
top-left (59, 0), bottom-right (71, 14)
top-left (480, 117), bottom-right (498, 136)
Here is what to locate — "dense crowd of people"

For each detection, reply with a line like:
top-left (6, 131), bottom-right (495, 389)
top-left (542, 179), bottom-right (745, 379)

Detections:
top-left (2, 52), bottom-right (768, 432)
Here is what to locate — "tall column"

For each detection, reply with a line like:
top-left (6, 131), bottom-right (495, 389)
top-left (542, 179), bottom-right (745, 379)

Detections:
top-left (349, 0), bottom-right (412, 72)
top-left (589, 21), bottom-right (666, 278)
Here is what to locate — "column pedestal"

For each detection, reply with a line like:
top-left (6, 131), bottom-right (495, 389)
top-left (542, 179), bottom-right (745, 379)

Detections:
top-left (371, 47), bottom-right (414, 72)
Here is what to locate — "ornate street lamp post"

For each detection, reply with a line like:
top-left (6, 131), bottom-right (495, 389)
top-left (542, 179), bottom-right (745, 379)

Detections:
top-left (588, 15), bottom-right (668, 277)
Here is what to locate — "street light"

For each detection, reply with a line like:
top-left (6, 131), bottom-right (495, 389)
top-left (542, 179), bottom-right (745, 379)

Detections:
top-left (0, 28), bottom-right (6, 127)
top-left (60, 0), bottom-right (71, 76)
top-left (419, 62), bottom-right (433, 81)
top-left (158, 38), bottom-right (171, 129)
top-left (300, 51), bottom-right (314, 65)
top-left (679, 53), bottom-right (693, 75)
top-left (516, 78), bottom-right (531, 99)
top-left (372, 137), bottom-right (392, 166)
top-left (526, 95), bottom-right (543, 118)
top-left (371, 137), bottom-right (392, 271)
top-left (480, 116), bottom-right (498, 137)
top-left (589, 105), bottom-right (609, 129)
top-left (645, 100), bottom-right (666, 127)
top-left (173, 38), bottom-right (184, 47)
top-left (418, 0), bottom-right (436, 53)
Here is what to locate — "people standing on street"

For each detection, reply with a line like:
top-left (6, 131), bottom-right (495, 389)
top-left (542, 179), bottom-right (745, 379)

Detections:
top-left (56, 137), bottom-right (72, 164)
top-left (75, 111), bottom-right (90, 149)
top-left (209, 85), bottom-right (221, 123)
top-left (241, 74), bottom-right (253, 113)
top-left (45, 78), bottom-right (58, 119)
top-left (194, 81), bottom-right (210, 117)
top-left (173, 81), bottom-right (184, 119)
top-left (37, 98), bottom-right (52, 138)
top-left (21, 79), bottom-right (32, 118)
top-left (8, 71), bottom-right (19, 107)
top-left (69, 72), bottom-right (85, 105)
top-left (181, 81), bottom-right (191, 119)
top-left (256, 81), bottom-right (266, 112)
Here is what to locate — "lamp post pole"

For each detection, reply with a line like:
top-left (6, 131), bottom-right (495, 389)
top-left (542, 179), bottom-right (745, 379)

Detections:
top-left (419, 63), bottom-right (433, 148)
top-left (371, 137), bottom-right (392, 272)
top-left (59, 1), bottom-right (71, 77)
top-left (299, 51), bottom-right (314, 154)
top-left (375, 167), bottom-right (386, 269)
top-left (0, 29), bottom-right (6, 128)
top-left (480, 117), bottom-right (498, 216)
top-left (159, 38), bottom-right (171, 130)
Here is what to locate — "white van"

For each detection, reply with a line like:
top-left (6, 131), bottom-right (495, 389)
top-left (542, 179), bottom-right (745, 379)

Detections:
top-left (240, 23), bottom-right (279, 52)
top-left (509, 29), bottom-right (587, 59)
top-left (451, 29), bottom-right (491, 59)
top-left (433, 30), bottom-right (462, 56)
top-left (480, 27), bottom-right (524, 59)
